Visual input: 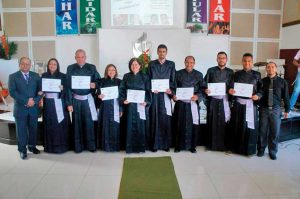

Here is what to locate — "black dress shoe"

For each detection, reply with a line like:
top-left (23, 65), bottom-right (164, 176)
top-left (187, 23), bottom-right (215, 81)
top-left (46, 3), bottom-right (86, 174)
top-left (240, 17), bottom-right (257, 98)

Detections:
top-left (20, 152), bottom-right (27, 160)
top-left (164, 148), bottom-right (170, 152)
top-left (28, 147), bottom-right (40, 154)
top-left (190, 148), bottom-right (197, 153)
top-left (269, 154), bottom-right (277, 160)
top-left (89, 149), bottom-right (96, 153)
top-left (174, 148), bottom-right (180, 153)
top-left (151, 149), bottom-right (157, 152)
top-left (257, 151), bottom-right (264, 157)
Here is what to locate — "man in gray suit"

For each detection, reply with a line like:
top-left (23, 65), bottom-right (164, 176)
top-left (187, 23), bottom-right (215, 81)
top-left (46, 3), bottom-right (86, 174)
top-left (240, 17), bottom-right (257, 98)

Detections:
top-left (8, 57), bottom-right (43, 159)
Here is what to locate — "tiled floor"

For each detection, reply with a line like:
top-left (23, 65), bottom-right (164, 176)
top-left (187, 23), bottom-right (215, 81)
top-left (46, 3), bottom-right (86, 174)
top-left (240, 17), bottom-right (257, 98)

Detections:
top-left (0, 139), bottom-right (300, 199)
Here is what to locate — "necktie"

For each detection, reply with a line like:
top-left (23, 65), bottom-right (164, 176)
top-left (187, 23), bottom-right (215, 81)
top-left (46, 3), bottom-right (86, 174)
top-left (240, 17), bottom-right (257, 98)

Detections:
top-left (24, 73), bottom-right (29, 83)
top-left (268, 78), bottom-right (273, 107)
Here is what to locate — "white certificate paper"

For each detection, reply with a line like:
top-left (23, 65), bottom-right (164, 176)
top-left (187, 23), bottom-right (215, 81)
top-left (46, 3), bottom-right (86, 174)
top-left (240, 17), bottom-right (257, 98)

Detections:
top-left (42, 78), bottom-right (61, 92)
top-left (234, 83), bottom-right (253, 98)
top-left (176, 87), bottom-right (194, 100)
top-left (151, 79), bottom-right (169, 92)
top-left (101, 86), bottom-right (119, 100)
top-left (71, 76), bottom-right (90, 89)
top-left (127, 89), bottom-right (145, 103)
top-left (208, 83), bottom-right (226, 96)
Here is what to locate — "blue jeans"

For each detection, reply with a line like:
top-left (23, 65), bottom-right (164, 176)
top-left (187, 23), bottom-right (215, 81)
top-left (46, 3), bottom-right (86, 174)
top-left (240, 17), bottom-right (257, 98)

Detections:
top-left (290, 72), bottom-right (300, 109)
top-left (258, 107), bottom-right (281, 156)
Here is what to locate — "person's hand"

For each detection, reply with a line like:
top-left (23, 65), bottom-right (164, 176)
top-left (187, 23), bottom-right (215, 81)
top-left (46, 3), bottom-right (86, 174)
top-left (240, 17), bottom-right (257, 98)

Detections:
top-left (228, 88), bottom-right (235, 95)
top-left (165, 89), bottom-right (172, 95)
top-left (27, 98), bottom-right (35, 107)
top-left (140, 102), bottom-right (147, 106)
top-left (172, 95), bottom-right (177, 101)
top-left (98, 94), bottom-right (105, 99)
top-left (90, 83), bottom-right (96, 89)
top-left (283, 112), bottom-right (288, 119)
top-left (191, 95), bottom-right (198, 101)
top-left (205, 89), bottom-right (211, 95)
top-left (124, 100), bottom-right (129, 104)
top-left (119, 112), bottom-right (123, 117)
top-left (152, 90), bottom-right (159, 94)
top-left (59, 85), bottom-right (63, 90)
top-left (67, 105), bottom-right (73, 112)
top-left (252, 95), bottom-right (259, 101)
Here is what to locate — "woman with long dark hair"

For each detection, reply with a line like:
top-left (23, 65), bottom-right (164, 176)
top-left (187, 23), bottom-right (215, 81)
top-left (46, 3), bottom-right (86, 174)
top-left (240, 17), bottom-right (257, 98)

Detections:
top-left (42, 58), bottom-right (70, 153)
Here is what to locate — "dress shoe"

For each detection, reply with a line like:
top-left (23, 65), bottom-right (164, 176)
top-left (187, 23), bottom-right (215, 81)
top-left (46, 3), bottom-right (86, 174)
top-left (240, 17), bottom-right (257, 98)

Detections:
top-left (269, 153), bottom-right (277, 160)
top-left (89, 149), bottom-right (96, 153)
top-left (151, 149), bottom-right (157, 152)
top-left (28, 147), bottom-right (40, 154)
top-left (20, 152), bottom-right (27, 160)
top-left (174, 148), bottom-right (180, 153)
top-left (257, 151), bottom-right (264, 157)
top-left (190, 148), bottom-right (197, 153)
top-left (164, 148), bottom-right (170, 152)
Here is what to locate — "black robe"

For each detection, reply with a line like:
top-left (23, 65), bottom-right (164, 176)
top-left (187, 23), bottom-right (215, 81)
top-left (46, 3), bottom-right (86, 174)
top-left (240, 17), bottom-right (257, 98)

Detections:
top-left (42, 72), bottom-right (71, 153)
top-left (148, 59), bottom-right (176, 150)
top-left (204, 66), bottom-right (234, 151)
top-left (66, 63), bottom-right (101, 152)
top-left (230, 69), bottom-right (262, 156)
top-left (97, 77), bottom-right (121, 152)
top-left (119, 71), bottom-right (151, 153)
top-left (173, 69), bottom-right (204, 151)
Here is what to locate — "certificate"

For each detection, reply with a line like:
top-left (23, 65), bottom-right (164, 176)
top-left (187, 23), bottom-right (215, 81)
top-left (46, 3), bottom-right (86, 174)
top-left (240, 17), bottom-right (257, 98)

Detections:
top-left (100, 86), bottom-right (119, 100)
top-left (176, 87), bottom-right (194, 100)
top-left (207, 83), bottom-right (226, 96)
top-left (127, 89), bottom-right (145, 103)
top-left (42, 78), bottom-right (61, 92)
top-left (71, 76), bottom-right (90, 89)
top-left (151, 79), bottom-right (169, 92)
top-left (233, 83), bottom-right (253, 98)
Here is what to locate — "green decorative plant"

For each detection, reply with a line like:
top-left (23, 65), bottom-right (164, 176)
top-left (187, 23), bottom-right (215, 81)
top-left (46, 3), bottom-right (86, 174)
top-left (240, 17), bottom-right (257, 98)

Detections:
top-left (0, 33), bottom-right (18, 60)
top-left (138, 51), bottom-right (151, 73)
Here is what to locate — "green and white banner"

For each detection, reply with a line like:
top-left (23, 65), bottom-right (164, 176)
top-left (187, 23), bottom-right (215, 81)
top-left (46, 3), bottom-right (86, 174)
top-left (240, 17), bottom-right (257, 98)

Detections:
top-left (80, 0), bottom-right (101, 34)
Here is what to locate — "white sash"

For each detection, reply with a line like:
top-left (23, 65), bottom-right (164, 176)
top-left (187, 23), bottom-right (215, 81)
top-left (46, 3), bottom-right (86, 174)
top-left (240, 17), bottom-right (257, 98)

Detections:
top-left (113, 99), bottom-right (120, 123)
top-left (237, 98), bottom-right (255, 129)
top-left (191, 101), bottom-right (199, 125)
top-left (212, 95), bottom-right (231, 122)
top-left (54, 98), bottom-right (64, 123)
top-left (73, 93), bottom-right (98, 121)
top-left (87, 94), bottom-right (98, 121)
top-left (164, 93), bottom-right (172, 116)
top-left (137, 104), bottom-right (146, 120)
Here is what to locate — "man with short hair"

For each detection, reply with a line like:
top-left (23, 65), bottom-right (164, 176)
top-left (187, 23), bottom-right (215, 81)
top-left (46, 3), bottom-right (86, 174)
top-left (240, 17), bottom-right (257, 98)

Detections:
top-left (257, 62), bottom-right (290, 160)
top-left (173, 56), bottom-right (204, 153)
top-left (9, 57), bottom-right (43, 159)
top-left (204, 51), bottom-right (234, 151)
top-left (66, 49), bottom-right (101, 153)
top-left (229, 53), bottom-right (262, 156)
top-left (148, 44), bottom-right (176, 152)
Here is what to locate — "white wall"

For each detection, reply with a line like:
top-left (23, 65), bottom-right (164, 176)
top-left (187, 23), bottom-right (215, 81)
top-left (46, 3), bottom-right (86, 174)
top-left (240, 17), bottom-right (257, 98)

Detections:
top-left (280, 24), bottom-right (300, 49)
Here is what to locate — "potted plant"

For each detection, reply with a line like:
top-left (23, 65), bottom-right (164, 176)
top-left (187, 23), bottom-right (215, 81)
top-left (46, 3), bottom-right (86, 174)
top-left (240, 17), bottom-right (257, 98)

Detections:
top-left (0, 33), bottom-right (18, 60)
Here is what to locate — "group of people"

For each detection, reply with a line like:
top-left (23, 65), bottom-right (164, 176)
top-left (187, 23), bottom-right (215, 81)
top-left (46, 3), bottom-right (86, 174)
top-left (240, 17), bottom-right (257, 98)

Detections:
top-left (8, 44), bottom-right (291, 161)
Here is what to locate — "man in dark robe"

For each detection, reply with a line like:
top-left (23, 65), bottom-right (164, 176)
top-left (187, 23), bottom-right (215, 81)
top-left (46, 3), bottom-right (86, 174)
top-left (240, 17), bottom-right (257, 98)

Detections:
top-left (229, 53), bottom-right (262, 156)
top-left (204, 51), bottom-right (234, 151)
top-left (148, 44), bottom-right (176, 152)
top-left (66, 49), bottom-right (101, 153)
top-left (173, 56), bottom-right (204, 153)
top-left (257, 62), bottom-right (290, 160)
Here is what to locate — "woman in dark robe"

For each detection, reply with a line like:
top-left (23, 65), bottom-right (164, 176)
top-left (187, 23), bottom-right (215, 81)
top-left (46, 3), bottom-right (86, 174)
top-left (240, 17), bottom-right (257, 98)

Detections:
top-left (119, 58), bottom-right (151, 153)
top-left (42, 58), bottom-right (70, 153)
top-left (173, 56), bottom-right (205, 153)
top-left (97, 64), bottom-right (122, 151)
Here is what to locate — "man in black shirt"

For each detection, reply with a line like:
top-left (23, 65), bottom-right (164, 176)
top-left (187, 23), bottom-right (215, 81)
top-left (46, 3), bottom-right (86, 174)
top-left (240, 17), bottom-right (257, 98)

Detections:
top-left (257, 62), bottom-right (290, 160)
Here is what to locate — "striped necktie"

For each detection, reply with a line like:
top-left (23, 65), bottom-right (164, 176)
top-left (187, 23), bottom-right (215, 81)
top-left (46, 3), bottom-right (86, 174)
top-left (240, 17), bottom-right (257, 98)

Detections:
top-left (24, 73), bottom-right (29, 83)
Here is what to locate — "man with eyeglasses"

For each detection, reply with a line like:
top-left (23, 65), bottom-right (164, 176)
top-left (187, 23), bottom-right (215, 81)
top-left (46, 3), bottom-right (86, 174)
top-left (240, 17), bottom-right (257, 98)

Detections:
top-left (8, 57), bottom-right (43, 159)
